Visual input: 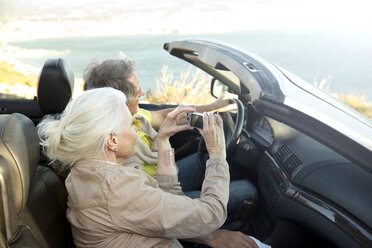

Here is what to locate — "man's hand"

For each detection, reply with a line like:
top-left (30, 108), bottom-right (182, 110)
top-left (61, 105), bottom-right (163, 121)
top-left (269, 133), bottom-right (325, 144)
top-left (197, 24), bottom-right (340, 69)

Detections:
top-left (213, 91), bottom-right (238, 111)
top-left (203, 229), bottom-right (259, 248)
top-left (151, 91), bottom-right (237, 130)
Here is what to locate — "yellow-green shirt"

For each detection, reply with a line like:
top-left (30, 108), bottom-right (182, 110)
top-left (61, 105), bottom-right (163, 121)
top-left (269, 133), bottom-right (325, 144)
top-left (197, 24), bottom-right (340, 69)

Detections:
top-left (133, 108), bottom-right (157, 178)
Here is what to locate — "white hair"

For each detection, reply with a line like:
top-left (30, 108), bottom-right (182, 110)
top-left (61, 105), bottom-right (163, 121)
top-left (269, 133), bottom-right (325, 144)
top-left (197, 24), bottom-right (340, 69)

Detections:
top-left (37, 87), bottom-right (128, 171)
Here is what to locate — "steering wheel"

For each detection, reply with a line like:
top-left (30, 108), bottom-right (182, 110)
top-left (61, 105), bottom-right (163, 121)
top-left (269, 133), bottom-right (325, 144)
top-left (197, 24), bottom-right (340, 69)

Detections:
top-left (197, 98), bottom-right (245, 169)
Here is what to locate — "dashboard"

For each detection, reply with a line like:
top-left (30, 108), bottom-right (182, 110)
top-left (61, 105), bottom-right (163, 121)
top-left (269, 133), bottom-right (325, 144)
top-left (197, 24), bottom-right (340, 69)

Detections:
top-left (252, 116), bottom-right (372, 248)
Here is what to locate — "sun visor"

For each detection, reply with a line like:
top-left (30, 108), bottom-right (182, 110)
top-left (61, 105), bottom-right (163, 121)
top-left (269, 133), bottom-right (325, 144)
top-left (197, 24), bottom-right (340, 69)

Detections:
top-left (164, 39), bottom-right (284, 104)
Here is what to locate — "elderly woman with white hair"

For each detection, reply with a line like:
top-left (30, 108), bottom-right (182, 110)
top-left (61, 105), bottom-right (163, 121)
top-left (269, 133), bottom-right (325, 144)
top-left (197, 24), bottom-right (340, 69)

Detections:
top-left (36, 87), bottom-right (263, 248)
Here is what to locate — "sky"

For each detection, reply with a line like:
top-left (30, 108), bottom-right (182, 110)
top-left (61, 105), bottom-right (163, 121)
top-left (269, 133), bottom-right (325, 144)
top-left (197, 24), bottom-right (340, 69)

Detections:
top-left (1, 0), bottom-right (371, 41)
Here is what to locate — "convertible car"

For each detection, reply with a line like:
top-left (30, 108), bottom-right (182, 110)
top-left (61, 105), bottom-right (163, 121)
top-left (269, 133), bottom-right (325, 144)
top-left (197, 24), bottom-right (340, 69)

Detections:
top-left (0, 39), bottom-right (371, 248)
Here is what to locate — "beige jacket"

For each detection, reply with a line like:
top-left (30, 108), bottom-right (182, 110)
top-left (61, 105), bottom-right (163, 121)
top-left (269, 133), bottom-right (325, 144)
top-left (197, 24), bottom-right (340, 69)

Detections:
top-left (66, 158), bottom-right (229, 248)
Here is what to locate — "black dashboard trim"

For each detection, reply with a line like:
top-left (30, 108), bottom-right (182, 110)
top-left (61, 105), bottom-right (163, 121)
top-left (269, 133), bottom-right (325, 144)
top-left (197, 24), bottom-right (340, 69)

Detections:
top-left (293, 189), bottom-right (372, 248)
top-left (262, 152), bottom-right (372, 247)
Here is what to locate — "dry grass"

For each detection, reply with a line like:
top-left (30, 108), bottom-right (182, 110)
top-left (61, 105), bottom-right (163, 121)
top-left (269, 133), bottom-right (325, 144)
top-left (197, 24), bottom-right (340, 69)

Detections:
top-left (337, 93), bottom-right (372, 119)
top-left (145, 65), bottom-right (215, 105)
top-left (314, 76), bottom-right (372, 119)
top-left (148, 69), bottom-right (372, 120)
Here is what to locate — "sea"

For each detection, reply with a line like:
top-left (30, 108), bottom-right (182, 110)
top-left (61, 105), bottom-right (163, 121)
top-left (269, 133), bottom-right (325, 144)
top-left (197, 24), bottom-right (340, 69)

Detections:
top-left (10, 29), bottom-right (372, 100)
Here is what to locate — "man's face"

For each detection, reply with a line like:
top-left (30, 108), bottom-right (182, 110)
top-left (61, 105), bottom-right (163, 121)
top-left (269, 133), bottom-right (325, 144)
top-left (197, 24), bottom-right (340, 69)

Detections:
top-left (127, 74), bottom-right (144, 115)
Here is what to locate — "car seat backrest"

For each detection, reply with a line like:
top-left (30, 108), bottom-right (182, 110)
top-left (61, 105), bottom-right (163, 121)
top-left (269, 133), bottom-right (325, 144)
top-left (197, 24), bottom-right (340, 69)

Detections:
top-left (0, 113), bottom-right (74, 248)
top-left (37, 58), bottom-right (74, 115)
top-left (0, 113), bottom-right (40, 240)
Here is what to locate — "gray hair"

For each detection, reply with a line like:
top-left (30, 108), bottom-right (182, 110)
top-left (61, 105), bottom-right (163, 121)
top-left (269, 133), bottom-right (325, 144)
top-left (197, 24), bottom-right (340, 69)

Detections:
top-left (83, 58), bottom-right (137, 102)
top-left (37, 87), bottom-right (128, 171)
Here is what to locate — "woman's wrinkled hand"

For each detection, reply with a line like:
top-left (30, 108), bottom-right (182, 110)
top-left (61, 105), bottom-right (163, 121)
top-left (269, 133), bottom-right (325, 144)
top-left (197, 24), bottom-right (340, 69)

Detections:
top-left (198, 112), bottom-right (226, 159)
top-left (157, 106), bottom-right (195, 140)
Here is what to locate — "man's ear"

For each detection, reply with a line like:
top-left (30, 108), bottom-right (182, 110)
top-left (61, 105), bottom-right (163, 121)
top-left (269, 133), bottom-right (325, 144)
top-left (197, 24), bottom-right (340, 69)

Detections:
top-left (107, 133), bottom-right (118, 152)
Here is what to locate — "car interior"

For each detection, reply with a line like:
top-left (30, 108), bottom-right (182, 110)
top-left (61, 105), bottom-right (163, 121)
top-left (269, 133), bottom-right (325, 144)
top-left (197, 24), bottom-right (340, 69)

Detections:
top-left (0, 57), bottom-right (371, 248)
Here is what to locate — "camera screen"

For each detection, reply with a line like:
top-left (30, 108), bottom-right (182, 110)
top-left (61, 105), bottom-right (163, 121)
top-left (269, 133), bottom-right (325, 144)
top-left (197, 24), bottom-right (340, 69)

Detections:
top-left (187, 112), bottom-right (203, 129)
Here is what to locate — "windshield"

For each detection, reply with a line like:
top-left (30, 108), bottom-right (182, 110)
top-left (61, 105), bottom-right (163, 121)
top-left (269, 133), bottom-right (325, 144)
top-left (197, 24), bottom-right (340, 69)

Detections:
top-left (279, 66), bottom-right (372, 127)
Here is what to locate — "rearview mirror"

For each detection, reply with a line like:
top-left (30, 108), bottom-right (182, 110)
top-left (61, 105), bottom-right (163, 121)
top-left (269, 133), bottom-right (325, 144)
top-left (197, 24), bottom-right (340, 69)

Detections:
top-left (210, 78), bottom-right (229, 99)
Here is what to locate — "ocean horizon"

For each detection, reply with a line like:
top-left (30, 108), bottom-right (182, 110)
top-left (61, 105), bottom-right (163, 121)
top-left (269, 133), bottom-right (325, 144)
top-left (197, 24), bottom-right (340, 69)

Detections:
top-left (9, 29), bottom-right (372, 100)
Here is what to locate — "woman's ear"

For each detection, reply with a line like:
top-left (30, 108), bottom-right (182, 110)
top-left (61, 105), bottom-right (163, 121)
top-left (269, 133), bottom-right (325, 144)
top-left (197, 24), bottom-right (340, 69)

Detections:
top-left (107, 133), bottom-right (118, 152)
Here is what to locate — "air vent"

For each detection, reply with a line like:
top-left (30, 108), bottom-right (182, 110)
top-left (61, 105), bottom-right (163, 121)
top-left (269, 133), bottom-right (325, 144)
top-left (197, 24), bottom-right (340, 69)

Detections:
top-left (273, 144), bottom-right (302, 176)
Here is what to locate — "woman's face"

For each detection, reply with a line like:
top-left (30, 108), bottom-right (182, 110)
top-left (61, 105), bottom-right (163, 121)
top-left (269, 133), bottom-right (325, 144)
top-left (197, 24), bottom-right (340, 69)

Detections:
top-left (114, 106), bottom-right (138, 161)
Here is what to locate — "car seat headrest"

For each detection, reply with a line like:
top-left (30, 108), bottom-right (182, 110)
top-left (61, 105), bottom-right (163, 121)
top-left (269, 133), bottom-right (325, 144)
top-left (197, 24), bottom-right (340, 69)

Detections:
top-left (37, 58), bottom-right (74, 114)
top-left (0, 114), bottom-right (40, 218)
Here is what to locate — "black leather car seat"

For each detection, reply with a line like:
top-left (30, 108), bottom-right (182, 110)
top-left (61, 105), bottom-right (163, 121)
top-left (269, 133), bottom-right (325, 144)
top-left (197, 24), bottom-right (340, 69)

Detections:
top-left (37, 58), bottom-right (74, 177)
top-left (0, 113), bottom-right (73, 247)
top-left (37, 58), bottom-right (74, 115)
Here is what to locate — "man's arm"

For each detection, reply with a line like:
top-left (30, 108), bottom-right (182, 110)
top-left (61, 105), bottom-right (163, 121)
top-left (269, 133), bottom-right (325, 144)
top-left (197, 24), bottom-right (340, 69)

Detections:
top-left (151, 108), bottom-right (174, 131)
top-left (150, 92), bottom-right (235, 130)
top-left (184, 229), bottom-right (259, 248)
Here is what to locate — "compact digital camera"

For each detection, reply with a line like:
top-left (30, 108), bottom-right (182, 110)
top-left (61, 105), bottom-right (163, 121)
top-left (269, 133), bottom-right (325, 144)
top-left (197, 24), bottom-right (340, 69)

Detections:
top-left (186, 112), bottom-right (204, 129)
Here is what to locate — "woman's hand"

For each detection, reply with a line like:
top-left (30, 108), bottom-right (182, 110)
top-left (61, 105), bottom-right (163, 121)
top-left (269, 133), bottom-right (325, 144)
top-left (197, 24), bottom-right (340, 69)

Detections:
top-left (157, 106), bottom-right (195, 176)
top-left (157, 106), bottom-right (195, 140)
top-left (198, 112), bottom-right (226, 159)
